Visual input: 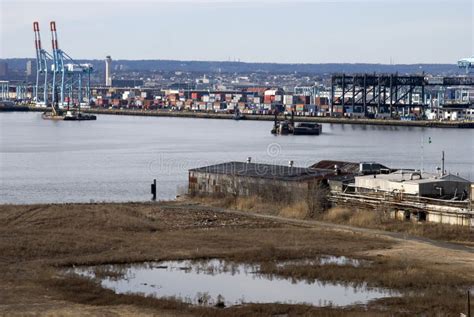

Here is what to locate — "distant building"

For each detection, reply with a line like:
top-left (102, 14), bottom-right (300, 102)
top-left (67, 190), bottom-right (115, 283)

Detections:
top-left (105, 56), bottom-right (112, 87)
top-left (26, 60), bottom-right (33, 76)
top-left (168, 82), bottom-right (196, 90)
top-left (111, 79), bottom-right (144, 88)
top-left (0, 62), bottom-right (8, 77)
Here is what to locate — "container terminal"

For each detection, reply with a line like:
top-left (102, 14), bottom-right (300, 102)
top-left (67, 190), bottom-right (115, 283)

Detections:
top-left (0, 22), bottom-right (474, 127)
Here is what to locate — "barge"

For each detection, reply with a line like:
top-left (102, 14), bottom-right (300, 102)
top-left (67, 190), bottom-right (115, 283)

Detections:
top-left (271, 111), bottom-right (322, 135)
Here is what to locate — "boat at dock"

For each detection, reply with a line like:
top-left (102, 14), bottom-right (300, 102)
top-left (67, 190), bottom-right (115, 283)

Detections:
top-left (42, 112), bottom-right (66, 120)
top-left (64, 110), bottom-right (96, 121)
top-left (293, 122), bottom-right (322, 135)
top-left (42, 110), bottom-right (96, 121)
top-left (41, 99), bottom-right (97, 121)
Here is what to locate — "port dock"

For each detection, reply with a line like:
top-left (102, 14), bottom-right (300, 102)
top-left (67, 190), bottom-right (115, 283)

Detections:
top-left (23, 107), bottom-right (474, 128)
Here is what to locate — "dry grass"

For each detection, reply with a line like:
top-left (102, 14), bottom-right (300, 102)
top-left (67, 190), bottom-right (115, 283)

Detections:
top-left (0, 202), bottom-right (472, 316)
top-left (192, 194), bottom-right (313, 219)
top-left (280, 201), bottom-right (310, 219)
top-left (321, 206), bottom-right (473, 243)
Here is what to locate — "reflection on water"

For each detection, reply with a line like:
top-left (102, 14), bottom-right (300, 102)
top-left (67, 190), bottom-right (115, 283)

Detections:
top-left (71, 259), bottom-right (396, 307)
top-left (277, 255), bottom-right (370, 268)
top-left (1, 112), bottom-right (472, 203)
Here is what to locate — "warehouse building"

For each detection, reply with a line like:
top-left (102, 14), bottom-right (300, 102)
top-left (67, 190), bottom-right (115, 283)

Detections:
top-left (188, 160), bottom-right (338, 199)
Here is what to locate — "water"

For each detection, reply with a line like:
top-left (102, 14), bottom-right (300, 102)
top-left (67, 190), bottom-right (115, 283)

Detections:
top-left (1, 112), bottom-right (473, 204)
top-left (72, 259), bottom-right (395, 307)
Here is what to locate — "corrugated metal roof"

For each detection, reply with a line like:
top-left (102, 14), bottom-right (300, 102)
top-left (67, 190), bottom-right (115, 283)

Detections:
top-left (310, 160), bottom-right (360, 174)
top-left (190, 162), bottom-right (335, 182)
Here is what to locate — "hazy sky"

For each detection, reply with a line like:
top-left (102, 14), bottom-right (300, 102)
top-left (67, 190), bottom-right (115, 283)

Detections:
top-left (1, 0), bottom-right (472, 63)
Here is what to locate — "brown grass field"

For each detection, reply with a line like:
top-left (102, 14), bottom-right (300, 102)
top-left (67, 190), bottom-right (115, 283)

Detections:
top-left (0, 201), bottom-right (473, 316)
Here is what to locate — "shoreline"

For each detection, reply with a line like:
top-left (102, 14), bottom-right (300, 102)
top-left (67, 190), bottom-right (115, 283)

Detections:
top-left (3, 105), bottom-right (474, 128)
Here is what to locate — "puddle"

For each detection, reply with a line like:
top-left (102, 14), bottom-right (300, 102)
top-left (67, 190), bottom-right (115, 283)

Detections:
top-left (71, 259), bottom-right (395, 307)
top-left (277, 255), bottom-right (370, 268)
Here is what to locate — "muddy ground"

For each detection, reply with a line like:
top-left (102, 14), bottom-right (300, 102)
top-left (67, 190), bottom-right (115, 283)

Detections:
top-left (0, 201), bottom-right (473, 316)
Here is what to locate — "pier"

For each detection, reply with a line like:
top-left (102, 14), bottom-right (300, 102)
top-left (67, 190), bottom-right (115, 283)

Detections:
top-left (21, 106), bottom-right (474, 128)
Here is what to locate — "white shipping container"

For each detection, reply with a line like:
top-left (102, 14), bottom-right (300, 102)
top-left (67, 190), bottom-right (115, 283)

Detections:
top-left (283, 95), bottom-right (294, 105)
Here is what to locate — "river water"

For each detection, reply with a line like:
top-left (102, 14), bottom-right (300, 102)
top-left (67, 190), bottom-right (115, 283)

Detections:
top-left (1, 112), bottom-right (473, 204)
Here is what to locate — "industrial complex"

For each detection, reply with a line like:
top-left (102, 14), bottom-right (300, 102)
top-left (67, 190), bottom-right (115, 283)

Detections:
top-left (189, 159), bottom-right (474, 227)
top-left (0, 21), bottom-right (473, 124)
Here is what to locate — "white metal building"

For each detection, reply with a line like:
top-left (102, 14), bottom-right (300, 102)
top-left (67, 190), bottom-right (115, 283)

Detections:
top-left (355, 170), bottom-right (471, 199)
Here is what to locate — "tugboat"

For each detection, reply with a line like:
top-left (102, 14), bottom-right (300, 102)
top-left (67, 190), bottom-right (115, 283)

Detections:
top-left (42, 96), bottom-right (96, 121)
top-left (271, 111), bottom-right (322, 135)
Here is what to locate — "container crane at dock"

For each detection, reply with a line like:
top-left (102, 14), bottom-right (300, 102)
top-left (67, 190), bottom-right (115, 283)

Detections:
top-left (33, 21), bottom-right (93, 108)
top-left (33, 22), bottom-right (54, 105)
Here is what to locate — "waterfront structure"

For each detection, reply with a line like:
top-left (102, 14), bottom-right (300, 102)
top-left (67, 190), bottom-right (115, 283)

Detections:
top-left (32, 21), bottom-right (92, 106)
top-left (0, 81), bottom-right (9, 100)
top-left (354, 170), bottom-right (470, 199)
top-left (188, 161), bottom-right (337, 197)
top-left (331, 73), bottom-right (474, 120)
top-left (105, 56), bottom-right (112, 87)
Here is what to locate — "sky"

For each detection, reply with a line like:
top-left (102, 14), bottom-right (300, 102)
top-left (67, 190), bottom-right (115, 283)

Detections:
top-left (0, 0), bottom-right (472, 64)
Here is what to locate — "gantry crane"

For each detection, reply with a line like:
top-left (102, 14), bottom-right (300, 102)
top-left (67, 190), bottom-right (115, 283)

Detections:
top-left (49, 21), bottom-right (93, 106)
top-left (33, 21), bottom-right (54, 105)
top-left (33, 21), bottom-right (93, 109)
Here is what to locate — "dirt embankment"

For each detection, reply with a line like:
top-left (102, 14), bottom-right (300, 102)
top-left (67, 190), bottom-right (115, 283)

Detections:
top-left (0, 202), bottom-right (472, 316)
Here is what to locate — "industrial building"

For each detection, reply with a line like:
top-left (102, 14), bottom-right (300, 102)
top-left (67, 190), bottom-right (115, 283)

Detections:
top-left (188, 160), bottom-right (473, 226)
top-left (354, 170), bottom-right (470, 199)
top-left (188, 160), bottom-right (338, 198)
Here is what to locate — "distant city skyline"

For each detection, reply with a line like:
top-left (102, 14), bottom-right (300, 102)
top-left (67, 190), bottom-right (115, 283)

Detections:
top-left (1, 0), bottom-right (472, 64)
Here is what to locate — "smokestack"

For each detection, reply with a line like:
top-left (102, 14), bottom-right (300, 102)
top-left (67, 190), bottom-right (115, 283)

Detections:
top-left (105, 56), bottom-right (112, 87)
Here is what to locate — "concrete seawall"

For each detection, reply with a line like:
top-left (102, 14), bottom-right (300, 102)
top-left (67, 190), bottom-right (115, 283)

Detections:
top-left (16, 106), bottom-right (474, 128)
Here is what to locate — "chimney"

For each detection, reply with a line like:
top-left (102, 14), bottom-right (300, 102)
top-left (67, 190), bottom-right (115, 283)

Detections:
top-left (246, 157), bottom-right (251, 164)
top-left (288, 160), bottom-right (294, 168)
